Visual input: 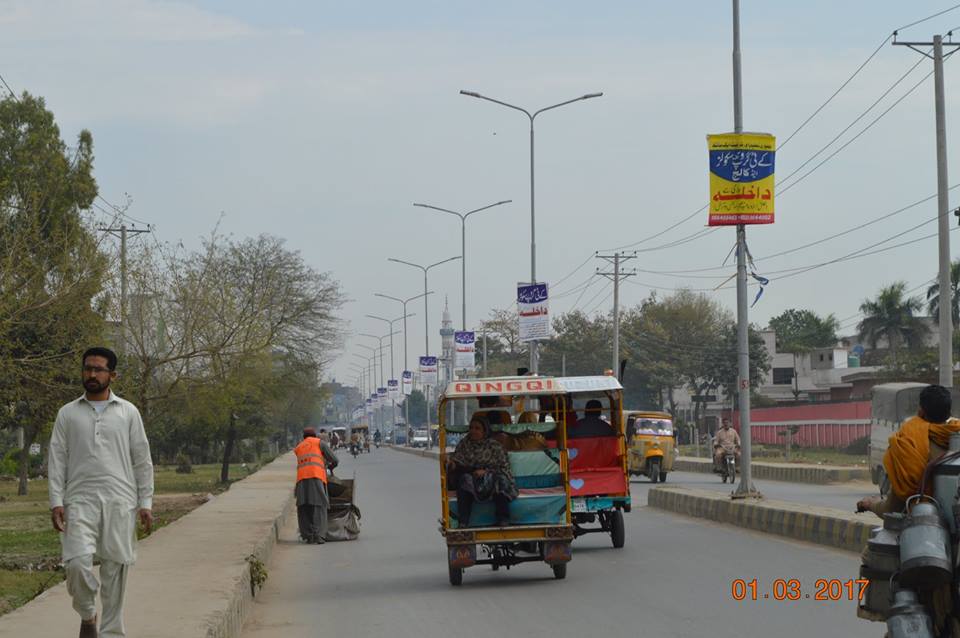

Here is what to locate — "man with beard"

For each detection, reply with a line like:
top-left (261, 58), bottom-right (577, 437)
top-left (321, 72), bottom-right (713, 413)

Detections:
top-left (48, 347), bottom-right (154, 638)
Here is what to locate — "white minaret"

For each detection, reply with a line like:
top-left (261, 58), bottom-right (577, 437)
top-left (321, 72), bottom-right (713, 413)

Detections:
top-left (440, 297), bottom-right (455, 385)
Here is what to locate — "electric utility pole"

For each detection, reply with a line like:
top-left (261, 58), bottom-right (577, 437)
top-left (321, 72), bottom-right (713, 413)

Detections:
top-left (893, 32), bottom-right (960, 389)
top-left (596, 251), bottom-right (636, 379)
top-left (730, 0), bottom-right (760, 499)
top-left (98, 223), bottom-right (151, 355)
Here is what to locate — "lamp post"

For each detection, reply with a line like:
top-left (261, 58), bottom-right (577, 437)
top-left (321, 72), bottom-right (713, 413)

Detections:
top-left (412, 200), bottom-right (511, 332)
top-left (360, 332), bottom-right (399, 436)
top-left (374, 291), bottom-right (432, 430)
top-left (387, 256), bottom-right (461, 435)
top-left (353, 349), bottom-right (378, 433)
top-left (459, 89), bottom-right (602, 373)
top-left (366, 314), bottom-right (414, 435)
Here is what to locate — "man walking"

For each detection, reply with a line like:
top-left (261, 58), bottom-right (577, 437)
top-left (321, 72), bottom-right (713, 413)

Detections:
top-left (49, 347), bottom-right (154, 638)
top-left (294, 427), bottom-right (338, 544)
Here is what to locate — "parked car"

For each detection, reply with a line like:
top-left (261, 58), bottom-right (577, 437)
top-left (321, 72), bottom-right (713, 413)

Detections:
top-left (411, 429), bottom-right (430, 448)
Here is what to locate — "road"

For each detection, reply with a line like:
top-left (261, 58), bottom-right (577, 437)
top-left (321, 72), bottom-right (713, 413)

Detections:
top-left (243, 450), bottom-right (874, 638)
top-left (630, 470), bottom-right (877, 513)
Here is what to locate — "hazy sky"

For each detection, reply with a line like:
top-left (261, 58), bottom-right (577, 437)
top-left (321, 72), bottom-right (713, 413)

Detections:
top-left (3, 1), bottom-right (960, 386)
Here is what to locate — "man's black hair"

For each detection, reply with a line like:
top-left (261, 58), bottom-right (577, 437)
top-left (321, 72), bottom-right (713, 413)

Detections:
top-left (82, 347), bottom-right (118, 371)
top-left (920, 384), bottom-right (952, 424)
top-left (585, 399), bottom-right (603, 412)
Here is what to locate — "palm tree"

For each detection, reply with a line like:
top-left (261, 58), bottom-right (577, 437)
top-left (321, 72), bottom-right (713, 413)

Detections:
top-left (926, 259), bottom-right (960, 325)
top-left (858, 282), bottom-right (929, 366)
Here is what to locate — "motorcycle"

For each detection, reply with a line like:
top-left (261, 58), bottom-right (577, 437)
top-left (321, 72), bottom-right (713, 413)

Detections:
top-left (350, 442), bottom-right (360, 459)
top-left (720, 450), bottom-right (737, 483)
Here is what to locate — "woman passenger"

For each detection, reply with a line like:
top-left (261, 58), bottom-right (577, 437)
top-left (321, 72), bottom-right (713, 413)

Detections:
top-left (447, 416), bottom-right (518, 527)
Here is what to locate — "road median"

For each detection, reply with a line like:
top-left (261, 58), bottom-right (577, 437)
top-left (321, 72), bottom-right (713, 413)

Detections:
top-left (675, 456), bottom-right (869, 484)
top-left (0, 453), bottom-right (295, 638)
top-left (648, 485), bottom-right (873, 553)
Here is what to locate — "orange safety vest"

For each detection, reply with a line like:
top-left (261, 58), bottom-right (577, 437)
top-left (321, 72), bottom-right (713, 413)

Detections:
top-left (294, 437), bottom-right (328, 484)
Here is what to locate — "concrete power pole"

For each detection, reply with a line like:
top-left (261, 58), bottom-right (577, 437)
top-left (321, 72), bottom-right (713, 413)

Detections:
top-left (98, 223), bottom-right (151, 355)
top-left (730, 0), bottom-right (760, 499)
top-left (596, 251), bottom-right (636, 379)
top-left (894, 33), bottom-right (960, 389)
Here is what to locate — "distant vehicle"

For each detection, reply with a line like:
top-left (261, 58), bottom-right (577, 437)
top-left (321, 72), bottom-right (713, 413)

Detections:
top-left (411, 429), bottom-right (429, 448)
top-left (869, 382), bottom-right (960, 495)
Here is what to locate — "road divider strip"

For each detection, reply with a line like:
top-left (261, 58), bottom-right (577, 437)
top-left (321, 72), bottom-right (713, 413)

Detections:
top-left (648, 486), bottom-right (873, 553)
top-left (675, 456), bottom-right (869, 484)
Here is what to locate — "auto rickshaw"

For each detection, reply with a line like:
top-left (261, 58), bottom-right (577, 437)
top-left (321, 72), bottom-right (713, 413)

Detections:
top-left (554, 376), bottom-right (630, 549)
top-left (625, 410), bottom-right (675, 483)
top-left (438, 376), bottom-right (575, 586)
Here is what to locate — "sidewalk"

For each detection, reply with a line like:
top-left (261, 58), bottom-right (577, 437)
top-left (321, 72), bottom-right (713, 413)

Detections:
top-left (675, 455), bottom-right (869, 484)
top-left (0, 453), bottom-right (295, 638)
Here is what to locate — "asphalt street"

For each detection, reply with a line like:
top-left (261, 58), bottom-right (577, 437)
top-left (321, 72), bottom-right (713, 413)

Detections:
top-left (629, 469), bottom-right (877, 513)
top-left (242, 449), bottom-right (873, 638)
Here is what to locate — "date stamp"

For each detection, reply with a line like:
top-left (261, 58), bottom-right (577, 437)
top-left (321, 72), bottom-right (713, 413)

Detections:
top-left (731, 578), bottom-right (869, 602)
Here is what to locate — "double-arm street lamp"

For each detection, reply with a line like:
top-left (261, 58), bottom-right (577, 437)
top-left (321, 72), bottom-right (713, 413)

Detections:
top-left (459, 90), bottom-right (603, 373)
top-left (387, 256), bottom-right (460, 437)
top-left (412, 200), bottom-right (511, 332)
top-left (387, 256), bottom-right (460, 359)
top-left (374, 291), bottom-right (433, 430)
top-left (366, 314), bottom-right (414, 431)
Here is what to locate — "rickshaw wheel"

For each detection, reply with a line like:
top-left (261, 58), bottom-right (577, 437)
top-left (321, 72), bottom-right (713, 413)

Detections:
top-left (610, 510), bottom-right (625, 548)
top-left (659, 471), bottom-right (668, 483)
top-left (649, 459), bottom-right (661, 483)
top-left (449, 564), bottom-right (463, 586)
top-left (551, 563), bottom-right (567, 580)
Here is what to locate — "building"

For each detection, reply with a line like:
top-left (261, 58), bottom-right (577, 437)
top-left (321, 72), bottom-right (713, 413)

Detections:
top-left (440, 297), bottom-right (455, 387)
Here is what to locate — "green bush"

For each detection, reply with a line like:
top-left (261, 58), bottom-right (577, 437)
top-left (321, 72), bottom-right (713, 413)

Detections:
top-left (174, 452), bottom-right (193, 474)
top-left (1, 449), bottom-right (43, 478)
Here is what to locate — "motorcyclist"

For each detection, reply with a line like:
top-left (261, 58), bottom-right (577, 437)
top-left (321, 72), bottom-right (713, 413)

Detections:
top-left (373, 430), bottom-right (382, 447)
top-left (713, 418), bottom-right (741, 473)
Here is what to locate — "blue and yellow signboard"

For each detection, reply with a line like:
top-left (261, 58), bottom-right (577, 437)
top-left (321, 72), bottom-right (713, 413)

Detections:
top-left (708, 132), bottom-right (775, 225)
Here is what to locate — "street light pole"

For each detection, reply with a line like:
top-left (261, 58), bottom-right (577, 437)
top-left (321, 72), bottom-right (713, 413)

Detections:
top-left (460, 90), bottom-right (602, 373)
top-left (387, 256), bottom-right (461, 436)
top-left (375, 291), bottom-right (433, 429)
top-left (412, 200), bottom-right (512, 331)
top-left (366, 314), bottom-right (414, 435)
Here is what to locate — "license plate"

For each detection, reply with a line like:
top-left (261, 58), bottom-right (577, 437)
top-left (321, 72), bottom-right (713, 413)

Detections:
top-left (570, 498), bottom-right (587, 513)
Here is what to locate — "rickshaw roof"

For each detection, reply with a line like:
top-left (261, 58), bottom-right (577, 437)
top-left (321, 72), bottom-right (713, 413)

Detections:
top-left (441, 375), bottom-right (622, 399)
top-left (625, 410), bottom-right (673, 419)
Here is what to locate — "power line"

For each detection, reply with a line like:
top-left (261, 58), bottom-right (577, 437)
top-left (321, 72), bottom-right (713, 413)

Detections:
top-left (776, 52), bottom-right (928, 189)
top-left (777, 34), bottom-right (891, 151)
top-left (779, 67), bottom-right (935, 197)
top-left (896, 3), bottom-right (960, 32)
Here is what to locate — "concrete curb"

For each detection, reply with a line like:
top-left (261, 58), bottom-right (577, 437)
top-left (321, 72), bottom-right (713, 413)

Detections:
top-left (675, 456), bottom-right (869, 484)
top-left (0, 454), bottom-right (296, 638)
top-left (388, 444), bottom-right (442, 460)
top-left (648, 486), bottom-right (873, 553)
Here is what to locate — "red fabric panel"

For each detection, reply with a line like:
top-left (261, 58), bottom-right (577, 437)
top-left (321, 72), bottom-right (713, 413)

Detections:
top-left (569, 468), bottom-right (627, 497)
top-left (568, 437), bottom-right (620, 470)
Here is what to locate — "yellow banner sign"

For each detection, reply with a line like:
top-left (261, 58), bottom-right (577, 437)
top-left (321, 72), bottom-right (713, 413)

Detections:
top-left (708, 132), bottom-right (775, 225)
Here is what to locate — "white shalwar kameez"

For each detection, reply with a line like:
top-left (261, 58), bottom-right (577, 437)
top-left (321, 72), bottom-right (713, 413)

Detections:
top-left (48, 391), bottom-right (154, 638)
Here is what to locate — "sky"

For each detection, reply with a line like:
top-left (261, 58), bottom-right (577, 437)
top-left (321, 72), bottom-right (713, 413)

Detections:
top-left (3, 1), bottom-right (960, 387)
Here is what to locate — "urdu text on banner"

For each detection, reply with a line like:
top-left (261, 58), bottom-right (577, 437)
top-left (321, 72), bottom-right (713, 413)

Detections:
top-left (387, 379), bottom-right (400, 400)
top-left (517, 283), bottom-right (550, 342)
top-left (419, 356), bottom-right (438, 386)
top-left (454, 331), bottom-right (476, 369)
top-left (707, 132), bottom-right (775, 226)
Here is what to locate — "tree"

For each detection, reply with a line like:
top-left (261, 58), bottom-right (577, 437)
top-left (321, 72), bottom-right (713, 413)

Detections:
top-left (0, 92), bottom-right (107, 495)
top-left (478, 308), bottom-right (528, 376)
top-left (539, 311), bottom-right (611, 377)
top-left (768, 309), bottom-right (839, 400)
top-left (405, 390), bottom-right (427, 427)
top-left (858, 282), bottom-right (929, 367)
top-left (927, 259), bottom-right (960, 326)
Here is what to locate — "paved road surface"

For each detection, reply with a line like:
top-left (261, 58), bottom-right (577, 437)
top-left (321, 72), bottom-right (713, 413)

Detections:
top-left (630, 470), bottom-right (877, 513)
top-left (242, 450), bottom-right (874, 638)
